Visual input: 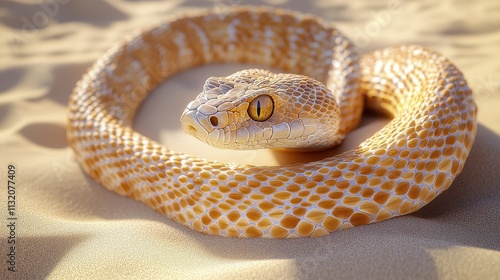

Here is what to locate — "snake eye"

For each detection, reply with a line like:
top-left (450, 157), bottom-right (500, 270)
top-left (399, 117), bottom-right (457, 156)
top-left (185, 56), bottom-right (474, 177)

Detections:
top-left (248, 94), bottom-right (274, 122)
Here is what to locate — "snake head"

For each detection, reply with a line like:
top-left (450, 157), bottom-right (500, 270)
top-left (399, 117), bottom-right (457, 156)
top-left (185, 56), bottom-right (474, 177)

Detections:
top-left (180, 69), bottom-right (340, 150)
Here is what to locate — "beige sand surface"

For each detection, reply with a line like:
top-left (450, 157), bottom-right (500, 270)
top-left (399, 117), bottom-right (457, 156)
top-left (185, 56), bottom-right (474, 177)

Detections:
top-left (1, 0), bottom-right (499, 279)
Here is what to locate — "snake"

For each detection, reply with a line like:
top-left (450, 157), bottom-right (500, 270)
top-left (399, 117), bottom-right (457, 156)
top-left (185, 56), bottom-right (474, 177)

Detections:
top-left (67, 6), bottom-right (477, 238)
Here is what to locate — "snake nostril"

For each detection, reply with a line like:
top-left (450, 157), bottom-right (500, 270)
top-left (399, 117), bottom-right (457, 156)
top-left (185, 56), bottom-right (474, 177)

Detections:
top-left (210, 116), bottom-right (218, 127)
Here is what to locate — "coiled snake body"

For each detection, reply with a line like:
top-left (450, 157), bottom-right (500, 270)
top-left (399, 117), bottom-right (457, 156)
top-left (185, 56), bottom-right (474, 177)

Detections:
top-left (67, 7), bottom-right (477, 238)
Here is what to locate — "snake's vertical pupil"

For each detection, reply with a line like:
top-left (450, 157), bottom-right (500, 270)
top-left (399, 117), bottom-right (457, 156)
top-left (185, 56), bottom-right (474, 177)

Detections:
top-left (247, 94), bottom-right (274, 121)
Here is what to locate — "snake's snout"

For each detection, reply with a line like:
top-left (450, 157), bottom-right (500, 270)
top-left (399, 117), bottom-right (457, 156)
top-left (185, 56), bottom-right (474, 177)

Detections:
top-left (180, 110), bottom-right (209, 141)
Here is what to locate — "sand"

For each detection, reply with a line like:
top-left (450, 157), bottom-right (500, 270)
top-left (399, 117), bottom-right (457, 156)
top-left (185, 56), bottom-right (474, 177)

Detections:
top-left (1, 0), bottom-right (499, 279)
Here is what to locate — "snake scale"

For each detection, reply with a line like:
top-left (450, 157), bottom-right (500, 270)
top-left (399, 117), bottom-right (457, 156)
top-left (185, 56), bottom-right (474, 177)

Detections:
top-left (67, 6), bottom-right (477, 238)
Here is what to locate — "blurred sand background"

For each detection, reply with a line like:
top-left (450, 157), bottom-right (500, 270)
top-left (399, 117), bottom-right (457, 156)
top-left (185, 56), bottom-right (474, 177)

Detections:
top-left (1, 0), bottom-right (499, 279)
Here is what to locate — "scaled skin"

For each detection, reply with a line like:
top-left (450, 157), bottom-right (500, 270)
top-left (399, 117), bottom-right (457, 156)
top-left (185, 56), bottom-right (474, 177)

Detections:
top-left (67, 6), bottom-right (477, 238)
top-left (180, 69), bottom-right (341, 151)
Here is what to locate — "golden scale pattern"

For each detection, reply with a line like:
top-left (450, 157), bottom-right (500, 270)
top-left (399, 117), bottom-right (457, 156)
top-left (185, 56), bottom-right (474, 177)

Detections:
top-left (67, 6), bottom-right (477, 238)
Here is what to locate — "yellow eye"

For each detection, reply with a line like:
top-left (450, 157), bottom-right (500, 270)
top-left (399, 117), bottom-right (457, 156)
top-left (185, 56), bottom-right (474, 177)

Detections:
top-left (248, 95), bottom-right (274, 122)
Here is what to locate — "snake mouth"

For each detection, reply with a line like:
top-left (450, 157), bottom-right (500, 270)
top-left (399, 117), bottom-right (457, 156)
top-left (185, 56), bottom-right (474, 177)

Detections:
top-left (182, 121), bottom-right (202, 137)
top-left (186, 125), bottom-right (198, 135)
top-left (185, 124), bottom-right (207, 143)
top-left (180, 110), bottom-right (209, 141)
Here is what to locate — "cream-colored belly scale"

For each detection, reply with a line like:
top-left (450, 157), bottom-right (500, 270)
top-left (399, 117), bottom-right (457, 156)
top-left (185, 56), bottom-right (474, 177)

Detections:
top-left (67, 7), bottom-right (477, 238)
